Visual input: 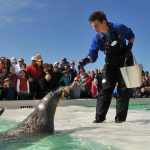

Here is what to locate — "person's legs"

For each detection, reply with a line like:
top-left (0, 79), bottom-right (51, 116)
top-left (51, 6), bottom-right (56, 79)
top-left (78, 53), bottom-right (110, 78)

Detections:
top-left (94, 65), bottom-right (116, 123)
top-left (115, 71), bottom-right (133, 123)
top-left (114, 55), bottom-right (134, 123)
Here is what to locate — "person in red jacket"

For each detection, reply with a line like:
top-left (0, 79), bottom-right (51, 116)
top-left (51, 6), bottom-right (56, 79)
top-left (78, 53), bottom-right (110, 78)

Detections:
top-left (26, 56), bottom-right (44, 99)
top-left (26, 56), bottom-right (43, 82)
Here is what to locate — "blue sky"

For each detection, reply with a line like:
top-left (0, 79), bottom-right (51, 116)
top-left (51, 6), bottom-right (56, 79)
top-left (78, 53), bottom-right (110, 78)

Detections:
top-left (0, 0), bottom-right (149, 71)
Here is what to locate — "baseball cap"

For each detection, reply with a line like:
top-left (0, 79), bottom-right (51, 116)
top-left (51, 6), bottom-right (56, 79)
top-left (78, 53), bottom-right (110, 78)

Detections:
top-left (31, 56), bottom-right (36, 61)
top-left (10, 57), bottom-right (17, 63)
top-left (18, 58), bottom-right (24, 62)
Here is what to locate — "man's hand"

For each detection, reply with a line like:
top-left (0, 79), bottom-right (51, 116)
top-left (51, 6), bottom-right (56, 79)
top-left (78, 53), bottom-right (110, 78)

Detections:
top-left (78, 57), bottom-right (91, 69)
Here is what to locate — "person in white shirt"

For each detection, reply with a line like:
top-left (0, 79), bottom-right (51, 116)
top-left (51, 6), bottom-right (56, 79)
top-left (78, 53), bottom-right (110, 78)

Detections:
top-left (15, 58), bottom-right (25, 76)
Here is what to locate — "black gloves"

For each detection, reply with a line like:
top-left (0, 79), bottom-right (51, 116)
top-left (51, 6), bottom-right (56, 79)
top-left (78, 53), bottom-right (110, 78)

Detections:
top-left (80, 57), bottom-right (91, 66)
top-left (78, 57), bottom-right (91, 70)
top-left (125, 42), bottom-right (133, 58)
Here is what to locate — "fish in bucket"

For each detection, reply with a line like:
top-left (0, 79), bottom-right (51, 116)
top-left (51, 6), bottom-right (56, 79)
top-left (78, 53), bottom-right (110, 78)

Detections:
top-left (120, 56), bottom-right (142, 88)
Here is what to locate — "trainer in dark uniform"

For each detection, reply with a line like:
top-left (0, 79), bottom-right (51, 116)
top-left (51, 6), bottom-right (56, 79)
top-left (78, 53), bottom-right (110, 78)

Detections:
top-left (79, 11), bottom-right (135, 123)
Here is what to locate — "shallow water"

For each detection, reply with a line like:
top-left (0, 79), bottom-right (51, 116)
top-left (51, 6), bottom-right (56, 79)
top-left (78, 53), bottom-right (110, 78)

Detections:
top-left (111, 99), bottom-right (150, 111)
top-left (0, 103), bottom-right (150, 150)
top-left (0, 119), bottom-right (116, 150)
top-left (129, 104), bottom-right (150, 110)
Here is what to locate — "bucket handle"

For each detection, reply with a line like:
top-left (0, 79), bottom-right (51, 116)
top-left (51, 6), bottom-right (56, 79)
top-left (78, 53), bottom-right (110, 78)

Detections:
top-left (124, 55), bottom-right (137, 67)
top-left (122, 56), bottom-right (136, 88)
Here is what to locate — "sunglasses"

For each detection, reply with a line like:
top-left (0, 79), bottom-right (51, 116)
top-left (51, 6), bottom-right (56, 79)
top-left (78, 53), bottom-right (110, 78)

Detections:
top-left (74, 80), bottom-right (79, 81)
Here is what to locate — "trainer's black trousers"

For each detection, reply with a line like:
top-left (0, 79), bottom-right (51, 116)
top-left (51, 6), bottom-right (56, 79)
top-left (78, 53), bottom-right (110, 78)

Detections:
top-left (96, 64), bottom-right (133, 121)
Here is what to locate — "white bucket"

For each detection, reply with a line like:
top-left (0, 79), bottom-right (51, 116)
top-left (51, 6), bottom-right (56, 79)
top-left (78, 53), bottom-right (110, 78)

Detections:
top-left (120, 63), bottom-right (142, 88)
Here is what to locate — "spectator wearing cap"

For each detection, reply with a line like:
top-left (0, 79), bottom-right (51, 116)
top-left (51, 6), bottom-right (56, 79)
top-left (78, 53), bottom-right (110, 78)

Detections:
top-left (15, 58), bottom-right (25, 76)
top-left (53, 62), bottom-right (59, 67)
top-left (35, 53), bottom-right (42, 60)
top-left (10, 57), bottom-right (17, 67)
top-left (67, 61), bottom-right (77, 83)
top-left (26, 56), bottom-right (44, 82)
top-left (26, 56), bottom-right (44, 98)
top-left (17, 69), bottom-right (30, 100)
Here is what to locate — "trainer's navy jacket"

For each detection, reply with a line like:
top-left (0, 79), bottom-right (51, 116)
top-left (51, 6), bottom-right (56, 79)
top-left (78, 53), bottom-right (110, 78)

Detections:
top-left (87, 22), bottom-right (135, 63)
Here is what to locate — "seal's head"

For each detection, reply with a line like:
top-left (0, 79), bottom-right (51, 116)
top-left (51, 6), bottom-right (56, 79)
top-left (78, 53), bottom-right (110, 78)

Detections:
top-left (60, 86), bottom-right (70, 100)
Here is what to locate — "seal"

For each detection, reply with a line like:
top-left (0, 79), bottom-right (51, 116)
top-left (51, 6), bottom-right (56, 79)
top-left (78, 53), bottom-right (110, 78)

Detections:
top-left (0, 86), bottom-right (69, 138)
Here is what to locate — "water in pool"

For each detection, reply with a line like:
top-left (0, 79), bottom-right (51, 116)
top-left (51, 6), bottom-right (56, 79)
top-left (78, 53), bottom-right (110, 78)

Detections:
top-left (0, 102), bottom-right (150, 150)
top-left (0, 118), bottom-right (116, 150)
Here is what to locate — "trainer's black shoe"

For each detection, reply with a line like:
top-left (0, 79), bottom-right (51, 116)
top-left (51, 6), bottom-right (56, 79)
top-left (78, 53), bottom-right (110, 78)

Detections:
top-left (93, 119), bottom-right (105, 123)
top-left (0, 107), bottom-right (5, 116)
top-left (115, 118), bottom-right (125, 123)
top-left (93, 115), bottom-right (105, 123)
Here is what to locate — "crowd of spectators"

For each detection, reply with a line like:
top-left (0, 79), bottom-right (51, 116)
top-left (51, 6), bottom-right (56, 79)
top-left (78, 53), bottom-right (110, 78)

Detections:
top-left (0, 54), bottom-right (149, 100)
top-left (133, 71), bottom-right (150, 98)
